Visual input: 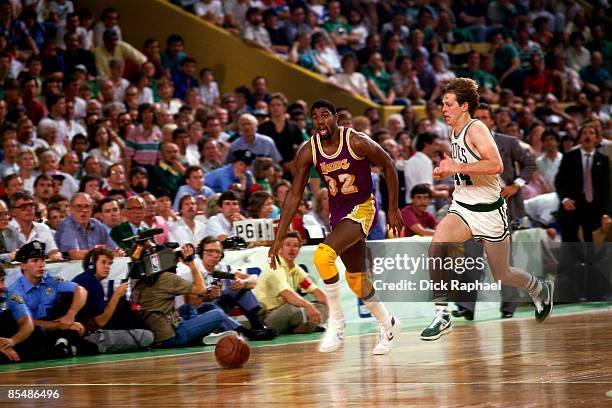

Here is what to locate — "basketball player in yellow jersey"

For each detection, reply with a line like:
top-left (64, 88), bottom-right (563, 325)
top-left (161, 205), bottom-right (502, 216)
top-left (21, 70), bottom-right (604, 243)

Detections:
top-left (420, 78), bottom-right (554, 341)
top-left (268, 99), bottom-right (404, 354)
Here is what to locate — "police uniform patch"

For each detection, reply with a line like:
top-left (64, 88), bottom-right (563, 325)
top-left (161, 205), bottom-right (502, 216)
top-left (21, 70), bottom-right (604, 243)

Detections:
top-left (10, 293), bottom-right (24, 304)
top-left (53, 275), bottom-right (66, 282)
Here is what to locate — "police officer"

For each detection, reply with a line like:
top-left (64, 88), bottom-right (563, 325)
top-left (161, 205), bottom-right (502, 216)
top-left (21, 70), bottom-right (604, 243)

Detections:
top-left (8, 241), bottom-right (97, 356)
top-left (0, 268), bottom-right (36, 363)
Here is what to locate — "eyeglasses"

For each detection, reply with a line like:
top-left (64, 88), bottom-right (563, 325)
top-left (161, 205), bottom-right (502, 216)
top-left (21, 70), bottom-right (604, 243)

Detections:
top-left (73, 204), bottom-right (91, 211)
top-left (126, 206), bottom-right (144, 211)
top-left (13, 202), bottom-right (36, 210)
top-left (110, 169), bottom-right (125, 175)
top-left (204, 249), bottom-right (222, 256)
top-left (0, 211), bottom-right (9, 217)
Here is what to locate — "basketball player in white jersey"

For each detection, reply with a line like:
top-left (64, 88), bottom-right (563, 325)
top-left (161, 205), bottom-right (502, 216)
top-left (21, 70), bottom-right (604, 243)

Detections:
top-left (420, 78), bottom-right (554, 340)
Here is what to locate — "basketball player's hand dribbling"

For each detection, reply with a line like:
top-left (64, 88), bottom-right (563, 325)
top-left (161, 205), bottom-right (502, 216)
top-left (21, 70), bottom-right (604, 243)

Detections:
top-left (433, 154), bottom-right (458, 180)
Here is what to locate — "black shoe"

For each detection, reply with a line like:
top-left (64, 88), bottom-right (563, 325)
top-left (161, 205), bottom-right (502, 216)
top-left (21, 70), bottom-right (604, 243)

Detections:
top-left (501, 312), bottom-right (514, 319)
top-left (451, 307), bottom-right (474, 321)
top-left (239, 326), bottom-right (277, 341)
top-left (53, 338), bottom-right (74, 359)
top-left (534, 280), bottom-right (554, 323)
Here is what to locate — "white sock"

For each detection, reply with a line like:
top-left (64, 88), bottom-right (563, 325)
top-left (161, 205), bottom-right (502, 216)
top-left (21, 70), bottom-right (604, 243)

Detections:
top-left (364, 300), bottom-right (391, 328)
top-left (323, 281), bottom-right (344, 321)
top-left (435, 302), bottom-right (449, 313)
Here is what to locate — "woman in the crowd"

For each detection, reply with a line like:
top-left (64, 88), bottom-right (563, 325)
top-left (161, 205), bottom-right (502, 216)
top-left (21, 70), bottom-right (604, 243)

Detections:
top-left (88, 124), bottom-right (124, 172)
top-left (247, 190), bottom-right (275, 219)
top-left (16, 149), bottom-right (40, 194)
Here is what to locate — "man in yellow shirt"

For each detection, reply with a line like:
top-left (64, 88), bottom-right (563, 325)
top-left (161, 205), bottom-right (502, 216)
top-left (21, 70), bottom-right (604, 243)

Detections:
top-left (94, 29), bottom-right (146, 78)
top-left (255, 232), bottom-right (328, 334)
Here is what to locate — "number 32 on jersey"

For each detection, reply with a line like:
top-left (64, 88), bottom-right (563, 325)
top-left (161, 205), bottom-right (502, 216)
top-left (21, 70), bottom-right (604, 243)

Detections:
top-left (324, 173), bottom-right (358, 196)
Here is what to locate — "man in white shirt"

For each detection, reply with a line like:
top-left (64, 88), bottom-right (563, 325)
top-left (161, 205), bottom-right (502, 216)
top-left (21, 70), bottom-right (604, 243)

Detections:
top-left (170, 196), bottom-right (207, 245)
top-left (403, 132), bottom-right (449, 204)
top-left (536, 129), bottom-right (562, 191)
top-left (204, 190), bottom-right (245, 241)
top-left (5, 191), bottom-right (62, 260)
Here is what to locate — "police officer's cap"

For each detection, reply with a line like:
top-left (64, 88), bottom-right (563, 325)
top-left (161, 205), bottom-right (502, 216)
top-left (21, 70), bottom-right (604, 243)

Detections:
top-left (15, 241), bottom-right (46, 263)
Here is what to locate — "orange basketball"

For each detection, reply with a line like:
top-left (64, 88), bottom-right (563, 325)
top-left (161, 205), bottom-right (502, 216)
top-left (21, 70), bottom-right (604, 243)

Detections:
top-left (215, 333), bottom-right (250, 368)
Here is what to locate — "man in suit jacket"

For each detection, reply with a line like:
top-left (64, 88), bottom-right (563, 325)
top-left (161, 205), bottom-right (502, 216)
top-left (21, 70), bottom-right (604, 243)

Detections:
top-left (452, 104), bottom-right (536, 320)
top-left (110, 196), bottom-right (148, 252)
top-left (555, 124), bottom-right (610, 300)
top-left (475, 104), bottom-right (536, 223)
top-left (556, 124), bottom-right (610, 242)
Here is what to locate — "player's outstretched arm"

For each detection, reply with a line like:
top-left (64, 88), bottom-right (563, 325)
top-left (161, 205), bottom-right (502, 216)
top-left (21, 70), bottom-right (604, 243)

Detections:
top-left (268, 142), bottom-right (313, 268)
top-left (351, 132), bottom-right (404, 237)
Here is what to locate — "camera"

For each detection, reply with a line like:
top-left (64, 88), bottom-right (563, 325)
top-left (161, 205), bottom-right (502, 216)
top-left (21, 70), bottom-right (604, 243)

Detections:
top-left (127, 229), bottom-right (183, 279)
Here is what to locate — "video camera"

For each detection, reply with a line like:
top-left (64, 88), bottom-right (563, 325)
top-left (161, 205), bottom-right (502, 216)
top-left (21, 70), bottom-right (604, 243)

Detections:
top-left (126, 228), bottom-right (188, 280)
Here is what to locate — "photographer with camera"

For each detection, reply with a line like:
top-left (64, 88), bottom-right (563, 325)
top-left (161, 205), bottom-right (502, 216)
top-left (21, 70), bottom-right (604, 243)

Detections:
top-left (72, 248), bottom-right (154, 352)
top-left (131, 243), bottom-right (228, 347)
top-left (178, 236), bottom-right (276, 342)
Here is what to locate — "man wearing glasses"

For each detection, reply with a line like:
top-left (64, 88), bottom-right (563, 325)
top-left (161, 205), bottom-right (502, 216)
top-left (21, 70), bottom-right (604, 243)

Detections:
top-left (110, 196), bottom-right (147, 252)
top-left (55, 193), bottom-right (121, 260)
top-left (5, 191), bottom-right (62, 260)
top-left (177, 236), bottom-right (276, 342)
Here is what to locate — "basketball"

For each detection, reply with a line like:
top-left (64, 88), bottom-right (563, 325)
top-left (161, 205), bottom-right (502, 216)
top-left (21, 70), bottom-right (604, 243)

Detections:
top-left (215, 333), bottom-right (250, 369)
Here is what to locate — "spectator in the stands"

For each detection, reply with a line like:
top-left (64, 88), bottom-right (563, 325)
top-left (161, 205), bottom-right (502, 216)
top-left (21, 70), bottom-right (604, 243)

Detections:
top-left (285, 5), bottom-right (310, 45)
top-left (362, 52), bottom-right (399, 106)
top-left (173, 165), bottom-right (214, 212)
top-left (330, 53), bottom-right (369, 99)
top-left (565, 31), bottom-right (591, 73)
top-left (170, 195), bottom-right (207, 244)
top-left (0, 136), bottom-right (19, 178)
top-left (198, 68), bottom-right (220, 107)
top-left (110, 195), bottom-right (147, 252)
top-left (204, 190), bottom-right (245, 241)
top-left (246, 190), bottom-right (275, 219)
top-left (93, 7), bottom-right (122, 47)
top-left (228, 113), bottom-right (282, 163)
top-left (206, 150), bottom-right (255, 194)
top-left (401, 184), bottom-right (437, 237)
top-left (258, 93), bottom-right (304, 177)
top-left (172, 57), bottom-right (198, 101)
top-left (303, 188), bottom-right (331, 235)
top-left (56, 192), bottom-right (119, 260)
top-left (33, 174), bottom-right (55, 206)
top-left (161, 34), bottom-right (185, 77)
top-left (242, 7), bottom-right (273, 53)
top-left (128, 166), bottom-right (149, 195)
top-left (124, 103), bottom-right (161, 175)
top-left (149, 142), bottom-right (185, 200)
top-left (5, 191), bottom-right (62, 260)
top-left (94, 197), bottom-right (122, 234)
top-left (93, 29), bottom-right (146, 79)
top-left (199, 137), bottom-right (225, 172)
top-left (141, 191), bottom-right (169, 244)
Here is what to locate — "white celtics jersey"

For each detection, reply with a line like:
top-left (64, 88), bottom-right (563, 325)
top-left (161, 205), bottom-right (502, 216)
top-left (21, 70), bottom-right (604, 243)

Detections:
top-left (449, 119), bottom-right (501, 205)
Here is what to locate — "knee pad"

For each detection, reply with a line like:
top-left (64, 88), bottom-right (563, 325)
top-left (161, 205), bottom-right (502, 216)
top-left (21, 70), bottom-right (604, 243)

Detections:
top-left (313, 243), bottom-right (339, 280)
top-left (345, 271), bottom-right (375, 300)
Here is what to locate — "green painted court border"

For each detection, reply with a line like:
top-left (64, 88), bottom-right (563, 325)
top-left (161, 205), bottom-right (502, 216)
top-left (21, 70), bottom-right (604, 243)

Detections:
top-left (1, 302), bottom-right (610, 373)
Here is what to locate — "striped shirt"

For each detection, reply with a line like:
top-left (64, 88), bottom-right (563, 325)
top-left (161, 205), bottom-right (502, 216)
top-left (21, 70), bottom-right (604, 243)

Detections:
top-left (124, 125), bottom-right (161, 166)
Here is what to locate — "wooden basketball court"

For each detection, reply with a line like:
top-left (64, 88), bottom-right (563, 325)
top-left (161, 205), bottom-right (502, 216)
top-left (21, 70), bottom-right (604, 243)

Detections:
top-left (1, 309), bottom-right (611, 407)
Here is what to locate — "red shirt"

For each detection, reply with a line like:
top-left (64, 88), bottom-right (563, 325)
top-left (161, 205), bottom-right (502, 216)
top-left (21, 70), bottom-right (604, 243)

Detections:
top-left (400, 204), bottom-right (438, 237)
top-left (523, 70), bottom-right (553, 96)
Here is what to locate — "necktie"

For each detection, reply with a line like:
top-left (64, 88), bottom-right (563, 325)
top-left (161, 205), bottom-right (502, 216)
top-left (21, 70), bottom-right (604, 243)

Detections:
top-left (584, 154), bottom-right (593, 203)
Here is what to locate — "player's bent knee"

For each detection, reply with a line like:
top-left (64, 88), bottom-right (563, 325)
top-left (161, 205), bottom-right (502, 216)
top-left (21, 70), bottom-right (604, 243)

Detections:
top-left (313, 243), bottom-right (339, 280)
top-left (345, 271), bottom-right (375, 300)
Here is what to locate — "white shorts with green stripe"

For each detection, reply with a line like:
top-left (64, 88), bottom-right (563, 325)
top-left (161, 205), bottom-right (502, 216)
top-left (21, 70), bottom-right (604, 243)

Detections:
top-left (447, 197), bottom-right (509, 242)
